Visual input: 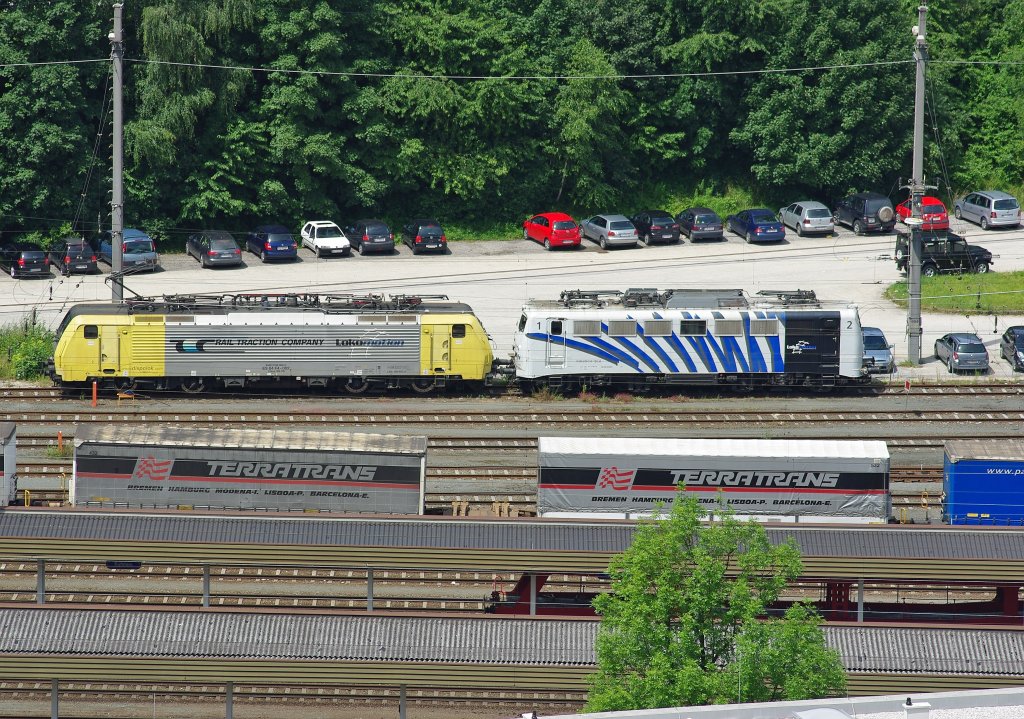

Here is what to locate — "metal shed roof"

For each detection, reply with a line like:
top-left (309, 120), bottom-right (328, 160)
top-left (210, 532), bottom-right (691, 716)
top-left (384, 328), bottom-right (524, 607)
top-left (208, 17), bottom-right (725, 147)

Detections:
top-left (539, 437), bottom-right (890, 460)
top-left (946, 440), bottom-right (1024, 463)
top-left (0, 608), bottom-right (1022, 677)
top-left (74, 425), bottom-right (427, 455)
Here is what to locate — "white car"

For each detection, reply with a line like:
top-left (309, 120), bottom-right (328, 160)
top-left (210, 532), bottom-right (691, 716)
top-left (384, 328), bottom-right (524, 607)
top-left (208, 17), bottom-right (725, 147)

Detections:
top-left (300, 221), bottom-right (351, 257)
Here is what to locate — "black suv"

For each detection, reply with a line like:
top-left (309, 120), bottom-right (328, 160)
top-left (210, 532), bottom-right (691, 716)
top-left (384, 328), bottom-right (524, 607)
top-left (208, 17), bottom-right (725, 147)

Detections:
top-left (0, 241), bottom-right (50, 278)
top-left (401, 218), bottom-right (447, 255)
top-left (48, 237), bottom-right (98, 276)
top-left (895, 229), bottom-right (992, 276)
top-left (345, 219), bottom-right (395, 255)
top-left (834, 192), bottom-right (896, 235)
top-left (629, 210), bottom-right (680, 244)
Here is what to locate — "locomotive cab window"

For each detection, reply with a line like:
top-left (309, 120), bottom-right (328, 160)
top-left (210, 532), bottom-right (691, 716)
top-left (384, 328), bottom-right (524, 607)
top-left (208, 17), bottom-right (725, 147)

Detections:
top-left (518, 315), bottom-right (527, 331)
top-left (452, 324), bottom-right (466, 338)
top-left (550, 320), bottom-right (563, 336)
top-left (679, 320), bottom-right (707, 336)
top-left (83, 325), bottom-right (98, 339)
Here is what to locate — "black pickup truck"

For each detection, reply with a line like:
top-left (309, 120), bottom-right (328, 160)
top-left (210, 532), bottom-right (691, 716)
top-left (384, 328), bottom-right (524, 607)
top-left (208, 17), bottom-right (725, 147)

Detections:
top-left (895, 229), bottom-right (992, 276)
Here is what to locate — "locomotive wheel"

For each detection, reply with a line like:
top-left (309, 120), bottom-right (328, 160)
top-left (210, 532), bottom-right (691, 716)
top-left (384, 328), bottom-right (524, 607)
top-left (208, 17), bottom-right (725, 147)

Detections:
top-left (113, 376), bottom-right (137, 392)
top-left (410, 378), bottom-right (436, 394)
top-left (345, 377), bottom-right (370, 394)
top-left (180, 377), bottom-right (205, 394)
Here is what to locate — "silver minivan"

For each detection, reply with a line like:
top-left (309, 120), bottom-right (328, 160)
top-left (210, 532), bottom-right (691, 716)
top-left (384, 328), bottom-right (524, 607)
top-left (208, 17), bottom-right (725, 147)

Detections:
top-left (934, 332), bottom-right (989, 373)
top-left (580, 214), bottom-right (639, 249)
top-left (862, 327), bottom-right (895, 373)
top-left (953, 190), bottom-right (1020, 230)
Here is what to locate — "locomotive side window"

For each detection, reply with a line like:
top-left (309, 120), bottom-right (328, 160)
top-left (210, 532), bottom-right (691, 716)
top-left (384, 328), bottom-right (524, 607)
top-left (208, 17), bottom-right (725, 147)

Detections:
top-left (550, 320), bottom-right (563, 336)
top-left (607, 320), bottom-right (636, 337)
top-left (714, 319), bottom-right (743, 336)
top-left (83, 325), bottom-right (98, 339)
top-left (518, 315), bottom-right (527, 331)
top-left (749, 319), bottom-right (779, 336)
top-left (643, 320), bottom-right (672, 336)
top-left (452, 324), bottom-right (466, 338)
top-left (573, 320), bottom-right (600, 335)
top-left (679, 320), bottom-right (707, 336)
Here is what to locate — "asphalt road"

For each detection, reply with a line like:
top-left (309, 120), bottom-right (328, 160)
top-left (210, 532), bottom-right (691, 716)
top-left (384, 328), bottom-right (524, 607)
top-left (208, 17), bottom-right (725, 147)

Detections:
top-left (5, 218), bottom-right (1024, 379)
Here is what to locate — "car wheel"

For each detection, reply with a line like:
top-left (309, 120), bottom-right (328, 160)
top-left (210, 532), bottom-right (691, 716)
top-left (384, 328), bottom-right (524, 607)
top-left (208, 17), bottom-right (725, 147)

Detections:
top-left (948, 358), bottom-right (955, 374)
top-left (523, 228), bottom-right (529, 241)
top-left (260, 250), bottom-right (267, 262)
top-left (981, 217), bottom-right (989, 230)
top-left (9, 267), bottom-right (15, 279)
top-left (643, 232), bottom-right (651, 244)
top-left (922, 263), bottom-right (938, 277)
top-left (795, 223), bottom-right (803, 237)
top-left (853, 220), bottom-right (865, 235)
top-left (201, 255), bottom-right (208, 268)
top-left (954, 207), bottom-right (963, 219)
top-left (727, 220), bottom-right (734, 235)
top-left (543, 239), bottom-right (551, 251)
top-left (599, 236), bottom-right (607, 249)
top-left (745, 232), bottom-right (753, 244)
top-left (975, 261), bottom-right (990, 274)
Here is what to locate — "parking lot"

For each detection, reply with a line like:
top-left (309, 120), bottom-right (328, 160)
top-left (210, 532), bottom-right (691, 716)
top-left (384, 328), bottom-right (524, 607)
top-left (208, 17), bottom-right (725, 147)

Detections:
top-left (4, 219), bottom-right (1023, 379)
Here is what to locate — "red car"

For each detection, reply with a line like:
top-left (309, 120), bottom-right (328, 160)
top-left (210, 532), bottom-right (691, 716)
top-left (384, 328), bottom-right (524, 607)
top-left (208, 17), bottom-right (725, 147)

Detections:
top-left (523, 212), bottom-right (581, 250)
top-left (896, 196), bottom-right (950, 231)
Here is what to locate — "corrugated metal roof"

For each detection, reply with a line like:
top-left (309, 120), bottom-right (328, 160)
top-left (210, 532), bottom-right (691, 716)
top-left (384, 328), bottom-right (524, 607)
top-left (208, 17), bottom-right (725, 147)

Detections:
top-left (0, 608), bottom-right (1022, 677)
top-left (0, 423), bottom-right (13, 443)
top-left (1, 511), bottom-right (1024, 560)
top-left (539, 437), bottom-right (889, 460)
top-left (74, 426), bottom-right (427, 455)
top-left (946, 439), bottom-right (1024, 463)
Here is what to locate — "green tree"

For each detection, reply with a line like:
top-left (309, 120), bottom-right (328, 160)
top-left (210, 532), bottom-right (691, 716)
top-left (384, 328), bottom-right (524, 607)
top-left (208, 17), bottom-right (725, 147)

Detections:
top-left (586, 495), bottom-right (845, 711)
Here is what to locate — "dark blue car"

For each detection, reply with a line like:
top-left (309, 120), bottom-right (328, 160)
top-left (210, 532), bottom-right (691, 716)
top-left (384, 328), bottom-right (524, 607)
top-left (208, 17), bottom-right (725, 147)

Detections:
top-left (726, 208), bottom-right (786, 243)
top-left (245, 224), bottom-right (298, 262)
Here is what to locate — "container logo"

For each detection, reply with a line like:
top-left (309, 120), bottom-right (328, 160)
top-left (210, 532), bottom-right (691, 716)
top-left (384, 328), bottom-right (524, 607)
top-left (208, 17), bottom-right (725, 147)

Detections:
top-left (598, 467), bottom-right (636, 491)
top-left (131, 455), bottom-right (173, 482)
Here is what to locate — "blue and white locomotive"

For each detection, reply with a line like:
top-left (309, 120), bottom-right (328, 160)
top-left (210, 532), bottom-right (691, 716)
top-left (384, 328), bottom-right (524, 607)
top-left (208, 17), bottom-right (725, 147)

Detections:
top-left (511, 288), bottom-right (868, 391)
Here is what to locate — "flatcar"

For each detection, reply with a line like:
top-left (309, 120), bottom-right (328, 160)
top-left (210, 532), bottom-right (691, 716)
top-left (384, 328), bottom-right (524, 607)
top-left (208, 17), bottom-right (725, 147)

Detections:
top-left (48, 293), bottom-right (495, 394)
top-left (511, 288), bottom-right (868, 391)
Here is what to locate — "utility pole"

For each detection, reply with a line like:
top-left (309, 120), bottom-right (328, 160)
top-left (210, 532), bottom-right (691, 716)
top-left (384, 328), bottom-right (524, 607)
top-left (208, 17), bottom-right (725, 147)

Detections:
top-left (109, 3), bottom-right (124, 302)
top-left (906, 2), bottom-right (929, 363)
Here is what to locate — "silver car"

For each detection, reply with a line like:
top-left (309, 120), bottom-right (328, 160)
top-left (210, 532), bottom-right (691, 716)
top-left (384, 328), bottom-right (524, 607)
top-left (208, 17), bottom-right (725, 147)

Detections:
top-left (779, 201), bottom-right (834, 236)
top-left (953, 191), bottom-right (1021, 230)
top-left (580, 214), bottom-right (639, 249)
top-left (862, 327), bottom-right (895, 373)
top-left (934, 332), bottom-right (989, 374)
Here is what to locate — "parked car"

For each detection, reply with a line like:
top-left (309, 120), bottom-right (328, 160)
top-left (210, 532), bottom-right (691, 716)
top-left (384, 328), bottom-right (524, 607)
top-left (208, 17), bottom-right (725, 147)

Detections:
top-left (834, 192), bottom-right (896, 235)
top-left (186, 230), bottom-right (243, 268)
top-left (895, 196), bottom-right (949, 231)
top-left (402, 218), bottom-right (448, 255)
top-left (725, 208), bottom-right (785, 243)
top-left (0, 241), bottom-right (49, 278)
top-left (934, 332), bottom-right (989, 374)
top-left (300, 220), bottom-right (351, 258)
top-left (93, 228), bottom-right (160, 271)
top-left (894, 229), bottom-right (992, 276)
top-left (953, 190), bottom-right (1021, 230)
top-left (245, 224), bottom-right (298, 262)
top-left (999, 326), bottom-right (1024, 371)
top-left (778, 201), bottom-right (834, 236)
top-left (676, 207), bottom-right (724, 241)
top-left (345, 219), bottom-right (395, 255)
top-left (580, 215), bottom-right (639, 249)
top-left (48, 237), bottom-right (97, 276)
top-left (629, 210), bottom-right (680, 244)
top-left (522, 212), bottom-right (580, 250)
top-left (862, 327), bottom-right (895, 374)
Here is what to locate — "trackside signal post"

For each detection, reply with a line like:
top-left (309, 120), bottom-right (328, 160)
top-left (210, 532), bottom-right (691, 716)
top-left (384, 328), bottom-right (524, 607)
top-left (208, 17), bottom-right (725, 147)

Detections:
top-left (109, 3), bottom-right (125, 301)
top-left (906, 2), bottom-right (929, 363)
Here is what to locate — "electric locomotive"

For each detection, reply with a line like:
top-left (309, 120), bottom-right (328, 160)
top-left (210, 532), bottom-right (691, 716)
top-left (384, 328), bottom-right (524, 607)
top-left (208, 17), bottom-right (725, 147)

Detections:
top-left (48, 293), bottom-right (496, 394)
top-left (511, 288), bottom-right (868, 391)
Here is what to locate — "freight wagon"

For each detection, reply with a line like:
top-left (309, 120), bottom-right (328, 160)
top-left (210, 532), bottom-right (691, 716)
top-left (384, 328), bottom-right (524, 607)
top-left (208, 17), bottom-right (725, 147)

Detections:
top-left (48, 293), bottom-right (495, 394)
top-left (72, 425), bottom-right (426, 514)
top-left (0, 424), bottom-right (15, 507)
top-left (944, 439), bottom-right (1024, 525)
top-left (537, 437), bottom-right (890, 523)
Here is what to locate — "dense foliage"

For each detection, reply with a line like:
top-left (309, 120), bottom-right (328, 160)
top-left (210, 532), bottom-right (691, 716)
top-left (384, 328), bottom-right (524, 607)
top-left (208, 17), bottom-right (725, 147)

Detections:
top-left (587, 496), bottom-right (846, 710)
top-left (1, 1), bottom-right (1021, 245)
top-left (0, 320), bottom-right (55, 380)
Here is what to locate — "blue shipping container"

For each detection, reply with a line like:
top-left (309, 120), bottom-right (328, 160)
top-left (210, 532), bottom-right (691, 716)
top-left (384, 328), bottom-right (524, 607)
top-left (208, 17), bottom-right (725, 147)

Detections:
top-left (944, 440), bottom-right (1024, 525)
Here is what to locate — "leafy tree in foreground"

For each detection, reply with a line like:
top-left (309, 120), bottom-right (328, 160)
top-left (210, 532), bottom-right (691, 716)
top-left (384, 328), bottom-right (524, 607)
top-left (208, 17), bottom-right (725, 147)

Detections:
top-left (586, 495), bottom-right (845, 711)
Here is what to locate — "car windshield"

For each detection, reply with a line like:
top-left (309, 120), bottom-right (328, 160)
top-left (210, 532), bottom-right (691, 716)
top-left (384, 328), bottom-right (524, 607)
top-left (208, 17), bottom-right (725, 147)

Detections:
top-left (1013, 334), bottom-right (1024, 347)
top-left (695, 214), bottom-right (717, 224)
top-left (552, 221), bottom-right (576, 231)
top-left (267, 233), bottom-right (293, 243)
top-left (124, 240), bottom-right (154, 254)
top-left (211, 240), bottom-right (236, 250)
top-left (959, 342), bottom-right (985, 353)
top-left (318, 227), bottom-right (342, 238)
top-left (751, 212), bottom-right (777, 222)
top-left (609, 221), bottom-right (633, 230)
top-left (807, 208), bottom-right (832, 218)
top-left (922, 204), bottom-right (945, 214)
top-left (863, 336), bottom-right (888, 350)
top-left (994, 198), bottom-right (1019, 210)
